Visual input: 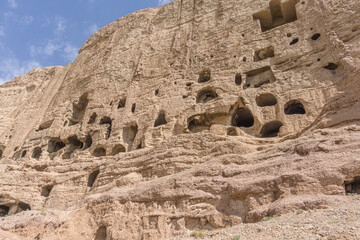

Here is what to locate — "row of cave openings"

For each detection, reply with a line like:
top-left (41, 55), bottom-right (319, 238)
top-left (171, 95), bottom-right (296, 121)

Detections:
top-left (188, 99), bottom-right (305, 138)
top-left (26, 130), bottom-right (130, 161)
top-left (195, 66), bottom-right (308, 137)
top-left (198, 63), bottom-right (337, 98)
top-left (30, 91), bottom-right (160, 160)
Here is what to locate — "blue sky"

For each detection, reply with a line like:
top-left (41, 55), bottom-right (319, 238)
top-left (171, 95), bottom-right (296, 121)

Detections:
top-left (0, 0), bottom-right (173, 84)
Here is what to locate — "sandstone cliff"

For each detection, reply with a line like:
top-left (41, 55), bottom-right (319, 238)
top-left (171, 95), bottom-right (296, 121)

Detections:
top-left (0, 0), bottom-right (360, 239)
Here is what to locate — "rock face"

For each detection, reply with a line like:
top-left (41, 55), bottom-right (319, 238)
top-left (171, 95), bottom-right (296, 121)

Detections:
top-left (0, 0), bottom-right (360, 239)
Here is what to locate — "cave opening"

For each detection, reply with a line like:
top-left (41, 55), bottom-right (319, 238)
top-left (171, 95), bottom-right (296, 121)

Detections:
top-left (235, 73), bottom-right (242, 85)
top-left (123, 124), bottom-right (138, 150)
top-left (345, 177), bottom-right (360, 195)
top-left (118, 98), bottom-right (126, 109)
top-left (95, 226), bottom-right (107, 240)
top-left (131, 103), bottom-right (136, 113)
top-left (100, 117), bottom-right (112, 140)
top-left (88, 113), bottom-right (97, 124)
top-left (83, 134), bottom-right (93, 150)
top-left (260, 121), bottom-right (283, 138)
top-left (290, 38), bottom-right (299, 45)
top-left (284, 100), bottom-right (306, 115)
top-left (69, 93), bottom-right (89, 126)
top-left (111, 144), bottom-right (126, 156)
top-left (198, 68), bottom-right (211, 83)
top-left (256, 93), bottom-right (278, 107)
top-left (92, 147), bottom-right (106, 157)
top-left (253, 0), bottom-right (298, 32)
top-left (41, 185), bottom-right (54, 197)
top-left (324, 63), bottom-right (338, 70)
top-left (63, 135), bottom-right (84, 159)
top-left (196, 89), bottom-right (218, 103)
top-left (18, 202), bottom-right (31, 212)
top-left (48, 138), bottom-right (66, 153)
top-left (154, 111), bottom-right (167, 127)
top-left (88, 170), bottom-right (100, 188)
top-left (311, 33), bottom-right (321, 40)
top-left (254, 46), bottom-right (275, 62)
top-left (0, 205), bottom-right (9, 217)
top-left (231, 107), bottom-right (255, 128)
top-left (32, 147), bottom-right (42, 159)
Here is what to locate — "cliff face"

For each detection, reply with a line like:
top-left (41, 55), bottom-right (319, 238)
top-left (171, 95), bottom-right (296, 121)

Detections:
top-left (0, 0), bottom-right (360, 239)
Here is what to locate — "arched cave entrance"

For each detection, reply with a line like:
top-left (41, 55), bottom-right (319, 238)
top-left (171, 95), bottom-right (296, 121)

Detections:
top-left (231, 107), bottom-right (255, 128)
top-left (284, 100), bottom-right (306, 115)
top-left (260, 121), bottom-right (283, 138)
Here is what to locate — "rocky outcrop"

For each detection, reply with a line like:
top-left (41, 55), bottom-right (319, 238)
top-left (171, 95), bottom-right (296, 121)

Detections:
top-left (0, 0), bottom-right (360, 239)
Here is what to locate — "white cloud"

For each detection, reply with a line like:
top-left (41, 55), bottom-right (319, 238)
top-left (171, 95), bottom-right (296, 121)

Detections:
top-left (158, 0), bottom-right (173, 6)
top-left (4, 11), bottom-right (15, 21)
top-left (44, 41), bottom-right (61, 56)
top-left (54, 16), bottom-right (66, 35)
top-left (30, 40), bottom-right (61, 57)
top-left (30, 40), bottom-right (78, 62)
top-left (3, 12), bottom-right (34, 26)
top-left (0, 59), bottom-right (41, 83)
top-left (0, 43), bottom-right (41, 83)
top-left (7, 0), bottom-right (17, 9)
top-left (22, 16), bottom-right (34, 25)
top-left (85, 24), bottom-right (99, 36)
top-left (0, 26), bottom-right (4, 36)
top-left (63, 43), bottom-right (78, 62)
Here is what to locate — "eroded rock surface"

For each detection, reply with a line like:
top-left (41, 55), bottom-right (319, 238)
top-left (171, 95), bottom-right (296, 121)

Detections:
top-left (0, 0), bottom-right (360, 239)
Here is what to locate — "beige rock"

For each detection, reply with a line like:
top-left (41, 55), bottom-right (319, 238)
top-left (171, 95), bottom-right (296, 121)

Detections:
top-left (0, 0), bottom-right (360, 239)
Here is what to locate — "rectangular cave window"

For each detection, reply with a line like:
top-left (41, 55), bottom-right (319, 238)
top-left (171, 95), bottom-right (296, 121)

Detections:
top-left (69, 93), bottom-right (89, 126)
top-left (123, 124), bottom-right (138, 151)
top-left (244, 66), bottom-right (276, 89)
top-left (253, 0), bottom-right (298, 32)
top-left (254, 46), bottom-right (275, 62)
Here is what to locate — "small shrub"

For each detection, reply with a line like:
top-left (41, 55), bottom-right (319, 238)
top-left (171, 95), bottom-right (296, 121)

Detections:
top-left (191, 228), bottom-right (207, 238)
top-left (347, 193), bottom-right (358, 196)
top-left (232, 236), bottom-right (241, 240)
top-left (263, 216), bottom-right (273, 221)
top-left (40, 212), bottom-right (46, 216)
top-left (296, 210), bottom-right (304, 215)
